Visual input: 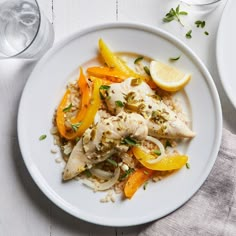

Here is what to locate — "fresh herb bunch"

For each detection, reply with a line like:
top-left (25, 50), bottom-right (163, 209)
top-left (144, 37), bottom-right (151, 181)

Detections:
top-left (163, 5), bottom-right (188, 27)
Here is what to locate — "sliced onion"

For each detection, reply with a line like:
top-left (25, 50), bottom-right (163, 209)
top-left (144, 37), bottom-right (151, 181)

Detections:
top-left (145, 136), bottom-right (166, 164)
top-left (81, 168), bottom-right (120, 191)
top-left (90, 168), bottom-right (113, 180)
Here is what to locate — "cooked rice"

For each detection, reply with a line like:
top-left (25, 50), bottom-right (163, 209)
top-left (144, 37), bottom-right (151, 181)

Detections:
top-left (100, 190), bottom-right (115, 203)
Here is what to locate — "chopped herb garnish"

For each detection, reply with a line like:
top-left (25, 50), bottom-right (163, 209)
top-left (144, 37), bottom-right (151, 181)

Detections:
top-left (134, 56), bottom-right (144, 64)
top-left (84, 169), bottom-right (92, 177)
top-left (144, 66), bottom-right (150, 76)
top-left (99, 85), bottom-right (110, 100)
top-left (63, 103), bottom-right (73, 112)
top-left (163, 5), bottom-right (188, 27)
top-left (71, 122), bottom-right (82, 132)
top-left (185, 30), bottom-right (192, 39)
top-left (195, 20), bottom-right (205, 28)
top-left (115, 100), bottom-right (124, 107)
top-left (99, 92), bottom-right (105, 100)
top-left (153, 149), bottom-right (161, 156)
top-left (121, 137), bottom-right (138, 146)
top-left (100, 85), bottom-right (110, 90)
top-left (39, 134), bottom-right (47, 141)
top-left (143, 181), bottom-right (148, 190)
top-left (106, 158), bottom-right (118, 167)
top-left (186, 162), bottom-right (190, 169)
top-left (165, 140), bottom-right (172, 148)
top-left (131, 78), bottom-right (142, 86)
top-left (204, 31), bottom-right (209, 36)
top-left (143, 170), bottom-right (149, 175)
top-left (119, 168), bottom-right (134, 181)
top-left (169, 55), bottom-right (181, 61)
top-left (75, 137), bottom-right (80, 143)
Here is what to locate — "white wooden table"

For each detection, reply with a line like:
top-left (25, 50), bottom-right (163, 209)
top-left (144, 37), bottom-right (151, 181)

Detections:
top-left (1, 0), bottom-right (235, 235)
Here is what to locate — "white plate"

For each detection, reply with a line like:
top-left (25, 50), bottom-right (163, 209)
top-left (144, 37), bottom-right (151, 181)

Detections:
top-left (18, 23), bottom-right (222, 227)
top-left (217, 0), bottom-right (236, 109)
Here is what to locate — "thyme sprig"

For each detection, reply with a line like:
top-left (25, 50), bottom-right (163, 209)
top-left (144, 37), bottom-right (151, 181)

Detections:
top-left (163, 5), bottom-right (188, 27)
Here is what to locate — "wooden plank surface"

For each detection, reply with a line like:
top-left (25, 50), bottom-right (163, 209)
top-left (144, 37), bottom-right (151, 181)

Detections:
top-left (0, 0), bottom-right (235, 235)
top-left (53, 0), bottom-right (117, 42)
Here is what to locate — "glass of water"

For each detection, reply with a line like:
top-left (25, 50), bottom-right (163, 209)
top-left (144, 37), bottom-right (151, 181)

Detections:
top-left (180, 0), bottom-right (223, 12)
top-left (0, 0), bottom-right (54, 59)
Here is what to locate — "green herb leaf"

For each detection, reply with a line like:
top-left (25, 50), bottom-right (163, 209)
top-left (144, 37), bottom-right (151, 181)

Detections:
top-left (144, 66), bottom-right (151, 76)
top-left (75, 137), bottom-right (80, 143)
top-left (39, 134), bottom-right (47, 141)
top-left (186, 162), bottom-right (190, 169)
top-left (165, 140), bottom-right (172, 148)
top-left (185, 30), bottom-right (192, 39)
top-left (163, 5), bottom-right (187, 26)
top-left (71, 122), bottom-right (82, 132)
top-left (99, 85), bottom-right (110, 100)
top-left (121, 137), bottom-right (138, 146)
top-left (63, 103), bottom-right (73, 112)
top-left (163, 16), bottom-right (175, 22)
top-left (204, 31), bottom-right (209, 36)
top-left (106, 158), bottom-right (118, 167)
top-left (119, 168), bottom-right (134, 181)
top-left (115, 100), bottom-right (124, 107)
top-left (169, 55), bottom-right (181, 61)
top-left (100, 85), bottom-right (110, 90)
top-left (179, 11), bottom-right (188, 15)
top-left (143, 181), bottom-right (148, 190)
top-left (176, 5), bottom-right (180, 14)
top-left (195, 20), bottom-right (205, 28)
top-left (84, 169), bottom-right (92, 177)
top-left (153, 149), bottom-right (161, 156)
top-left (134, 56), bottom-right (144, 64)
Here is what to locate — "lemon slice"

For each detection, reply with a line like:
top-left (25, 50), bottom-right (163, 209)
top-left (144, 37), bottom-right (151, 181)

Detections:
top-left (150, 60), bottom-right (191, 92)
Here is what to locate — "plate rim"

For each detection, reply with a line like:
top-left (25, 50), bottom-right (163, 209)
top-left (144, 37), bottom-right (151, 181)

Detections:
top-left (17, 22), bottom-right (222, 227)
top-left (216, 0), bottom-right (236, 109)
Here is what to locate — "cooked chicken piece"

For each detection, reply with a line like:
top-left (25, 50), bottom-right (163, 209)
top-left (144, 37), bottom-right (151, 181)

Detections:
top-left (63, 111), bottom-right (148, 180)
top-left (105, 78), bottom-right (195, 139)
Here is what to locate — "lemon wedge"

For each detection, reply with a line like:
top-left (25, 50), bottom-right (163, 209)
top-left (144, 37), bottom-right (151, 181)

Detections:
top-left (150, 60), bottom-right (191, 92)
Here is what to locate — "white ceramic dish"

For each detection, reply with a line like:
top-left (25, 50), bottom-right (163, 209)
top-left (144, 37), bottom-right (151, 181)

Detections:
top-left (217, 0), bottom-right (236, 109)
top-left (18, 23), bottom-right (222, 227)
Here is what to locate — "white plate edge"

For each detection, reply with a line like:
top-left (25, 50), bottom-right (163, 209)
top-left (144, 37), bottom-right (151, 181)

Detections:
top-left (17, 22), bottom-right (223, 227)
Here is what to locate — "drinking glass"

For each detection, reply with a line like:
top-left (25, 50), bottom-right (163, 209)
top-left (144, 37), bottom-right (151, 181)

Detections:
top-left (180, 0), bottom-right (223, 12)
top-left (0, 0), bottom-right (54, 59)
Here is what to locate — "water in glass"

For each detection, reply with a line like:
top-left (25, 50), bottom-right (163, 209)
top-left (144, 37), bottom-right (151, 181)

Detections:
top-left (0, 0), bottom-right (54, 58)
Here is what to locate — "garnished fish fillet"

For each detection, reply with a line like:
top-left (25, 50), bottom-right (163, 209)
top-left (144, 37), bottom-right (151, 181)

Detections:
top-left (105, 78), bottom-right (195, 139)
top-left (63, 111), bottom-right (148, 180)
